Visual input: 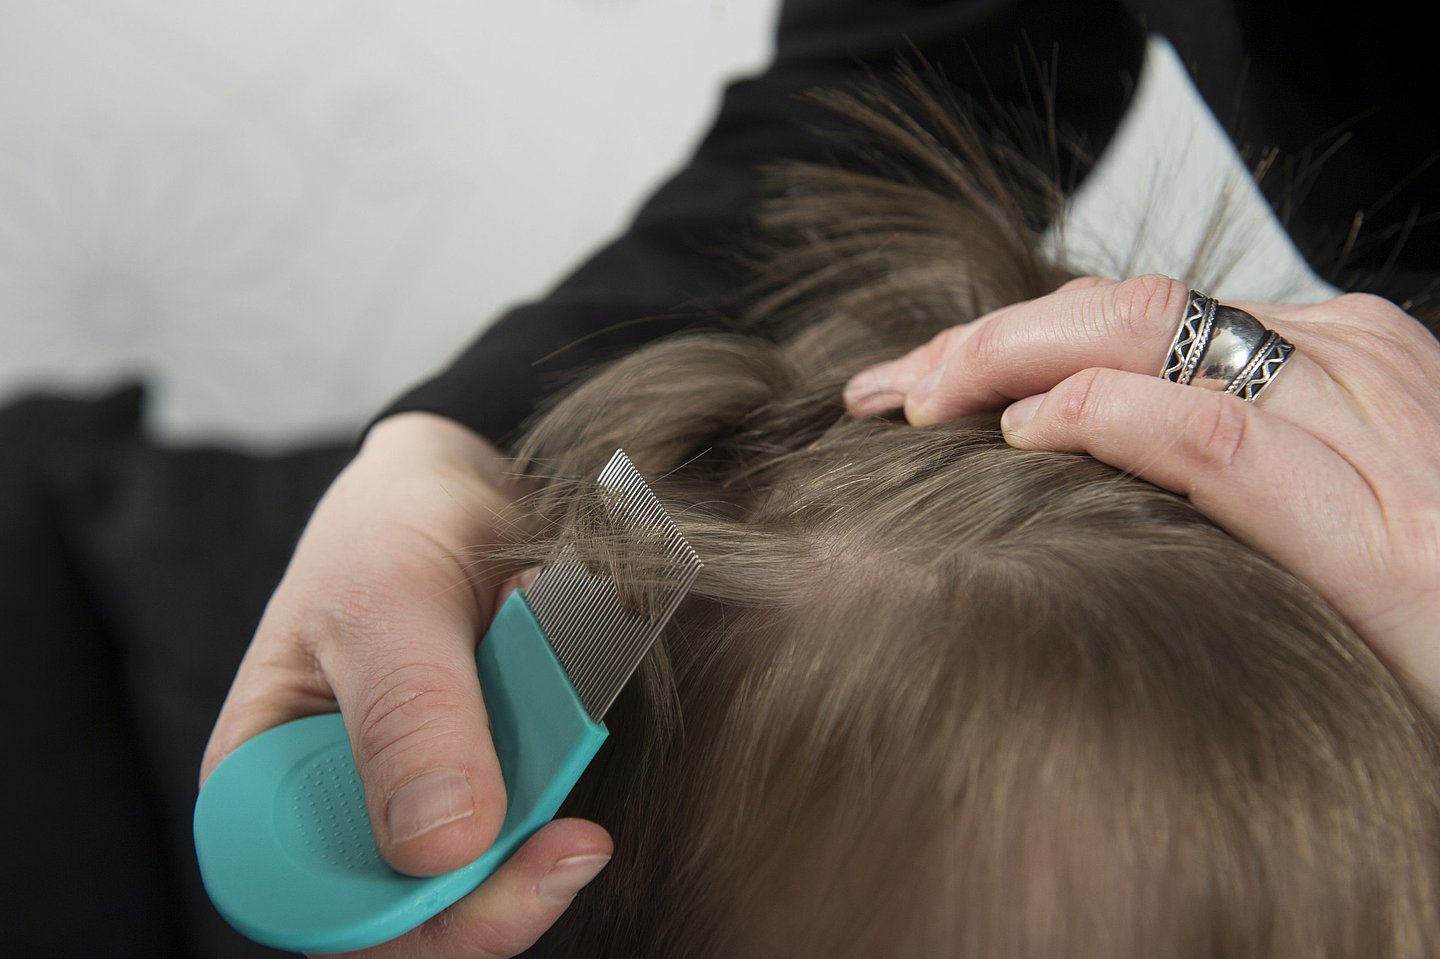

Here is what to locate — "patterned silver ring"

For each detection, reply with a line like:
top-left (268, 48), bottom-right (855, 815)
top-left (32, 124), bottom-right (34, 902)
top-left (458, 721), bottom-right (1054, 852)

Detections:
top-left (1159, 290), bottom-right (1294, 402)
top-left (1160, 290), bottom-right (1217, 385)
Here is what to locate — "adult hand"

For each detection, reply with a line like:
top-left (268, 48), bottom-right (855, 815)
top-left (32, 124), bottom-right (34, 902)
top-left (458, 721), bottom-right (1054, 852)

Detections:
top-left (844, 274), bottom-right (1440, 724)
top-left (200, 412), bottom-right (610, 958)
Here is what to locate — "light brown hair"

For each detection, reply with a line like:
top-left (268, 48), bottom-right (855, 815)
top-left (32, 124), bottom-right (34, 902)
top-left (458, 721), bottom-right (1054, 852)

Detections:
top-left (493, 72), bottom-right (1440, 958)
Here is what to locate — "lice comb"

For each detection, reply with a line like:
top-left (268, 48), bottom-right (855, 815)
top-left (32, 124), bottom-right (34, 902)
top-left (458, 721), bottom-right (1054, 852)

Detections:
top-left (194, 450), bottom-right (701, 953)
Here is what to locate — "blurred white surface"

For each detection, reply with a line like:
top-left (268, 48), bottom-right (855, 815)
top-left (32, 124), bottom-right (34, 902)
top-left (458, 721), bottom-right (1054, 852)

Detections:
top-left (0, 0), bottom-right (777, 445)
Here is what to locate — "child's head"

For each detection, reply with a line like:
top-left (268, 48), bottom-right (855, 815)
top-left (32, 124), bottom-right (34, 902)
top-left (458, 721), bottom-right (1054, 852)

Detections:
top-left (494, 76), bottom-right (1440, 958)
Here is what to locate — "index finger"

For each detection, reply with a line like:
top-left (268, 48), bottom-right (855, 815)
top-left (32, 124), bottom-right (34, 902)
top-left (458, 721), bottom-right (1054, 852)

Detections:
top-left (840, 276), bottom-right (1125, 417)
top-left (848, 275), bottom-right (1190, 422)
top-left (844, 275), bottom-right (1343, 430)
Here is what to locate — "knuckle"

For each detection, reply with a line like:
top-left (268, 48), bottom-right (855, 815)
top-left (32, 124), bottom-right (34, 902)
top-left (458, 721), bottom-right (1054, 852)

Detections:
top-left (1300, 293), bottom-right (1440, 406)
top-left (1183, 395), bottom-right (1251, 477)
top-left (1111, 274), bottom-right (1186, 339)
top-left (1331, 291), bottom-right (1399, 321)
top-left (912, 324), bottom-right (965, 379)
top-left (960, 315), bottom-right (1009, 377)
top-left (323, 577), bottom-right (405, 640)
top-left (353, 663), bottom-right (463, 772)
top-left (1355, 330), bottom-right (1427, 385)
top-left (1327, 293), bottom-right (1427, 349)
top-left (930, 322), bottom-right (969, 356)
top-left (281, 575), bottom-right (405, 662)
top-left (1049, 368), bottom-right (1108, 431)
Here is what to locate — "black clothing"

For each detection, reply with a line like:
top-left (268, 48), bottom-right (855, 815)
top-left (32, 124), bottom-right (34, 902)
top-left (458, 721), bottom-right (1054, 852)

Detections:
top-left (3, 386), bottom-right (348, 959)
top-left (7, 2), bottom-right (1435, 957)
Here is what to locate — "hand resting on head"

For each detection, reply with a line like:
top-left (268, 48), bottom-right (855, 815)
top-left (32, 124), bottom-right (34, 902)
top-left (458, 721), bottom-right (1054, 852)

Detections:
top-left (846, 274), bottom-right (1440, 727)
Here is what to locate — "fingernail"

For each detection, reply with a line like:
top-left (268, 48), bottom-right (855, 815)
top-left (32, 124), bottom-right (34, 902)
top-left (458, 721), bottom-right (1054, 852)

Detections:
top-left (1000, 394), bottom-right (1044, 444)
top-left (538, 853), bottom-right (611, 904)
top-left (387, 768), bottom-right (474, 843)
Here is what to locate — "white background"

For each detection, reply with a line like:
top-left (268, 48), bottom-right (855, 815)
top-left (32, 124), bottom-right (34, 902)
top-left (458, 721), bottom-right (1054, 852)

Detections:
top-left (0, 0), bottom-right (777, 446)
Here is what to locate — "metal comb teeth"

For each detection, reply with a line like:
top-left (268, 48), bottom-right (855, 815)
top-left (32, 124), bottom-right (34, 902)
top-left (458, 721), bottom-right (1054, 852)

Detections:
top-left (525, 450), bottom-right (703, 721)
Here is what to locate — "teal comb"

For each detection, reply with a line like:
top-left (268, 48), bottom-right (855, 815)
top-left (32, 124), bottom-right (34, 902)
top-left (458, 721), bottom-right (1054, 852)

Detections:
top-left (193, 450), bottom-right (701, 953)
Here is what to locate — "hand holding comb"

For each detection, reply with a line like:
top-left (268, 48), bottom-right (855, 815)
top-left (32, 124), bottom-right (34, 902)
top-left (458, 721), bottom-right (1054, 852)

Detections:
top-left (193, 450), bottom-right (702, 952)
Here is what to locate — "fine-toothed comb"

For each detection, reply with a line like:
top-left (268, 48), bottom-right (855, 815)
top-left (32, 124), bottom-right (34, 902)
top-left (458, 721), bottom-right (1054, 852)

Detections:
top-left (194, 450), bottom-right (702, 953)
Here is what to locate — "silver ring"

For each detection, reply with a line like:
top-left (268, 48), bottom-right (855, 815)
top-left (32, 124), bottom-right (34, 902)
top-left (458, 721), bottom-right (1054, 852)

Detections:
top-left (1160, 291), bottom-right (1216, 385)
top-left (1160, 291), bottom-right (1294, 402)
top-left (1225, 331), bottom-right (1295, 401)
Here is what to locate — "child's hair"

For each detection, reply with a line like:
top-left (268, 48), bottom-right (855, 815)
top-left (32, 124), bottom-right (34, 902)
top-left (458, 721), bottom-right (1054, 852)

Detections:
top-left (493, 71), bottom-right (1440, 958)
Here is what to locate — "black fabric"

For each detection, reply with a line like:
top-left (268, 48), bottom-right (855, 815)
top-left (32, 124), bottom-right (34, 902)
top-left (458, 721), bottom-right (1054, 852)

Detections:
top-left (6, 1), bottom-right (1436, 957)
top-left (3, 388), bottom-right (190, 958)
top-left (2, 386), bottom-right (348, 958)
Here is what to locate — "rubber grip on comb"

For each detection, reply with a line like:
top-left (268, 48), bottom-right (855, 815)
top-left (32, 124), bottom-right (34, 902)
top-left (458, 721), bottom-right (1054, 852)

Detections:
top-left (193, 590), bottom-right (609, 953)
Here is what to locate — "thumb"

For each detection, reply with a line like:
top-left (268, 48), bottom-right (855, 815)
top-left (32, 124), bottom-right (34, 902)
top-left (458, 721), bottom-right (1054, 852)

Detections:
top-left (203, 412), bottom-right (523, 880)
top-left (320, 573), bottom-right (508, 877)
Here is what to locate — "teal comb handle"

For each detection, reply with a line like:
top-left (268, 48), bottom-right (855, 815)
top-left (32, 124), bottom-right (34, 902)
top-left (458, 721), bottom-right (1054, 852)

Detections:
top-left (193, 590), bottom-right (608, 953)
